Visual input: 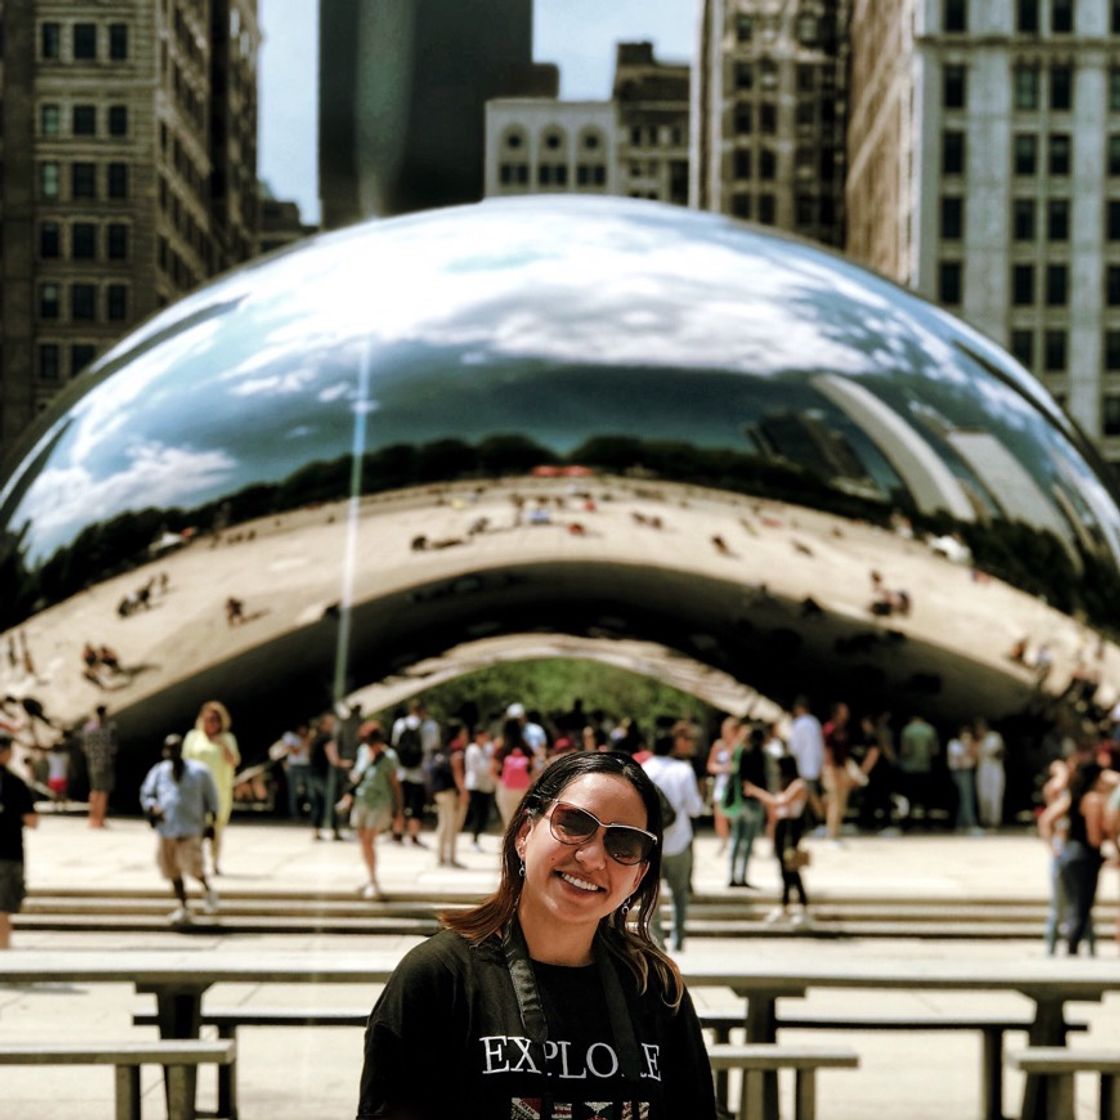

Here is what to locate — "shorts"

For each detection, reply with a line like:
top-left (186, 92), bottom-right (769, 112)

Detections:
top-left (0, 859), bottom-right (27, 913)
top-left (48, 777), bottom-right (69, 796)
top-left (156, 835), bottom-right (205, 881)
top-left (399, 779), bottom-right (426, 820)
top-left (351, 804), bottom-right (393, 833)
top-left (88, 767), bottom-right (115, 794)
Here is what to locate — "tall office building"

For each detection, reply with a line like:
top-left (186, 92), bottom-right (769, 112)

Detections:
top-left (0, 1), bottom-right (259, 454)
top-left (692, 0), bottom-right (850, 246)
top-left (318, 0), bottom-right (557, 227)
top-left (846, 0), bottom-right (1120, 464)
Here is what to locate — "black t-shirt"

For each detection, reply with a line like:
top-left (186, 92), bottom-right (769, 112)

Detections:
top-left (0, 765), bottom-right (34, 861)
top-left (358, 929), bottom-right (716, 1120)
top-left (738, 746), bottom-right (768, 801)
top-left (309, 732), bottom-right (332, 777)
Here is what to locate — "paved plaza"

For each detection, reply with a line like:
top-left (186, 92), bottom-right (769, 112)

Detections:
top-left (2, 815), bottom-right (1118, 1118)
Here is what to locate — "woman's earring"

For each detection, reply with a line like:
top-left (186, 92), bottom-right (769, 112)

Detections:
top-left (518, 859), bottom-right (526, 878)
top-left (620, 895), bottom-right (633, 917)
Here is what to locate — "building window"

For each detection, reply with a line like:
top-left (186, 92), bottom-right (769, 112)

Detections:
top-left (732, 192), bottom-right (751, 219)
top-left (107, 223), bottom-right (129, 259)
top-left (70, 283), bottom-right (96, 321)
top-left (1105, 395), bottom-right (1120, 436)
top-left (39, 221), bottom-right (60, 258)
top-left (1110, 135), bottom-right (1120, 176)
top-left (760, 103), bottom-right (777, 134)
top-left (1017, 0), bottom-right (1039, 31)
top-left (734, 150), bottom-right (752, 179)
top-left (107, 284), bottom-right (128, 321)
top-left (795, 196), bottom-right (815, 226)
top-left (73, 23), bottom-right (97, 60)
top-left (797, 64), bottom-right (816, 92)
top-left (72, 105), bottom-right (97, 136)
top-left (1110, 200), bottom-right (1120, 240)
top-left (1052, 0), bottom-right (1074, 32)
top-left (71, 222), bottom-right (96, 259)
top-left (943, 130), bottom-right (966, 174)
top-left (945, 0), bottom-right (967, 31)
top-left (1113, 0), bottom-right (1120, 33)
top-left (796, 13), bottom-right (818, 43)
top-left (1106, 330), bottom-right (1120, 370)
top-left (70, 345), bottom-right (96, 377)
top-left (107, 162), bottom-right (129, 199)
top-left (734, 61), bottom-right (753, 91)
top-left (1011, 329), bottom-right (1034, 369)
top-left (1109, 265), bottom-right (1120, 305)
top-left (735, 104), bottom-right (753, 135)
top-left (38, 344), bottom-right (60, 381)
top-left (38, 283), bottom-right (60, 320)
top-left (939, 261), bottom-right (963, 304)
top-left (758, 194), bottom-right (775, 224)
top-left (1013, 66), bottom-right (1040, 110)
top-left (1048, 199), bottom-right (1070, 240)
top-left (943, 64), bottom-right (967, 109)
top-left (41, 104), bottom-right (60, 136)
top-left (108, 106), bottom-right (128, 136)
top-left (1049, 134), bottom-right (1071, 175)
top-left (736, 13), bottom-right (753, 42)
top-left (72, 162), bottom-right (96, 199)
top-left (759, 149), bottom-right (776, 180)
top-left (40, 162), bottom-right (60, 199)
top-left (41, 22), bottom-right (61, 59)
top-left (1050, 65), bottom-right (1073, 110)
top-left (1013, 263), bottom-right (1035, 305)
top-left (109, 23), bottom-right (129, 60)
top-left (1046, 263), bottom-right (1068, 305)
top-left (941, 196), bottom-right (964, 240)
top-left (1044, 330), bottom-right (1067, 371)
top-left (1013, 199), bottom-right (1036, 240)
top-left (1013, 133), bottom-right (1037, 175)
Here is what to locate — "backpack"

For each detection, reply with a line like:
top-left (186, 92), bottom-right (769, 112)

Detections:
top-left (656, 786), bottom-right (678, 830)
top-left (426, 749), bottom-right (455, 795)
top-left (395, 724), bottom-right (422, 769)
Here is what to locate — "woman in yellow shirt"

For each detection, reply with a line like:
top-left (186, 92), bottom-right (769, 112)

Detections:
top-left (182, 700), bottom-right (240, 875)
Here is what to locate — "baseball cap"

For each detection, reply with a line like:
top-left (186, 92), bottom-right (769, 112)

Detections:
top-left (506, 702), bottom-right (526, 718)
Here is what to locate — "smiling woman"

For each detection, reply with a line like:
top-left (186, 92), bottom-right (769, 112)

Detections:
top-left (357, 751), bottom-right (716, 1120)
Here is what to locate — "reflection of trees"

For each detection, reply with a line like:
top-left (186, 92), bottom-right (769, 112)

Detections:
top-left (4, 431), bottom-right (1120, 636)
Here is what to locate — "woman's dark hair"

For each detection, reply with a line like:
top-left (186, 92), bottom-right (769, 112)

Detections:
top-left (1068, 761), bottom-right (1103, 809)
top-left (777, 755), bottom-right (799, 787)
top-left (496, 718), bottom-right (528, 761)
top-left (441, 750), bottom-right (682, 1006)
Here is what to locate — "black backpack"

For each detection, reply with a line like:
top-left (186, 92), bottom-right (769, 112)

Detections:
top-left (656, 786), bottom-right (678, 830)
top-left (395, 724), bottom-right (422, 769)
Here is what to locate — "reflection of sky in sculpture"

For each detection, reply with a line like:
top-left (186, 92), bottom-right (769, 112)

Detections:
top-left (3, 196), bottom-right (1117, 565)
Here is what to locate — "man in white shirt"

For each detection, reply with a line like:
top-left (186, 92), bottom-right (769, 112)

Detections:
top-left (788, 695), bottom-right (825, 824)
top-left (642, 721), bottom-right (704, 952)
top-left (507, 702), bottom-right (547, 756)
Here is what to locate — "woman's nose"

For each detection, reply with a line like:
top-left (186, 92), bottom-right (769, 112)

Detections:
top-left (574, 830), bottom-right (609, 868)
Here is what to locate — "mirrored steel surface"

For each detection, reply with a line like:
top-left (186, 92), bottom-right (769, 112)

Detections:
top-left (1, 197), bottom-right (1117, 784)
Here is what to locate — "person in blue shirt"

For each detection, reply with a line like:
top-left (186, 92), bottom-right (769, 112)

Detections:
top-left (140, 733), bottom-right (220, 925)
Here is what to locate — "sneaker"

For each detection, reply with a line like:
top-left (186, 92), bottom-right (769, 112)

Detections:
top-left (764, 907), bottom-right (787, 924)
top-left (203, 888), bottom-right (219, 914)
top-left (168, 906), bottom-right (191, 925)
top-left (410, 836), bottom-right (428, 848)
top-left (790, 908), bottom-right (812, 928)
top-left (361, 882), bottom-right (383, 901)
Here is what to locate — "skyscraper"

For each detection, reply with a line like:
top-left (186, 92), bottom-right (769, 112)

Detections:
top-left (318, 0), bottom-right (557, 227)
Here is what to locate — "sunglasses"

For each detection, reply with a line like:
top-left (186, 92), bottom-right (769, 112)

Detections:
top-left (546, 800), bottom-right (657, 866)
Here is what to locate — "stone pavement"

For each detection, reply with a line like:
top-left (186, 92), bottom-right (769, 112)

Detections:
top-left (2, 814), bottom-right (1119, 1118)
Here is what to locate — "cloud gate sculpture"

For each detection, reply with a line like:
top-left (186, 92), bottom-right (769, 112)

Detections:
top-left (2, 196), bottom-right (1118, 795)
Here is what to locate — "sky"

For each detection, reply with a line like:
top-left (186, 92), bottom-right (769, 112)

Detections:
top-left (257, 0), bottom-right (696, 225)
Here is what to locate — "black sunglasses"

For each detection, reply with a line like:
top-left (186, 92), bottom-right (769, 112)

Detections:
top-left (546, 800), bottom-right (657, 866)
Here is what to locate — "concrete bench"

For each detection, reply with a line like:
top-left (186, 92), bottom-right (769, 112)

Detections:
top-left (0, 1040), bottom-right (235, 1120)
top-left (1007, 1047), bottom-right (1120, 1120)
top-left (699, 1008), bottom-right (1087, 1120)
top-left (135, 1008), bottom-right (366, 1118)
top-left (707, 1042), bottom-right (859, 1120)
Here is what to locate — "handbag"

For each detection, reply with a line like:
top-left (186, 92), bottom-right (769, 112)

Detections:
top-left (782, 846), bottom-right (811, 871)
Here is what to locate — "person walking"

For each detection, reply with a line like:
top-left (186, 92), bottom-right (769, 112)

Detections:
top-left (182, 700), bottom-right (240, 874)
top-left (706, 718), bottom-right (738, 854)
top-left (390, 700), bottom-right (430, 847)
top-left (946, 724), bottom-right (981, 833)
top-left (725, 723), bottom-right (768, 889)
top-left (898, 713), bottom-right (939, 830)
top-left (787, 696), bottom-right (825, 826)
top-left (821, 701), bottom-right (853, 843)
top-left (1056, 759), bottom-right (1109, 955)
top-left (642, 721), bottom-right (704, 952)
top-left (139, 733), bottom-right (219, 925)
top-left (337, 723), bottom-right (401, 900)
top-left (462, 725), bottom-right (495, 849)
top-left (766, 755), bottom-right (811, 926)
top-left (306, 712), bottom-right (335, 839)
top-left (0, 733), bottom-right (38, 949)
top-left (494, 719), bottom-right (534, 826)
top-left (80, 704), bottom-right (117, 828)
top-left (975, 718), bottom-right (1006, 829)
top-left (430, 723), bottom-right (469, 869)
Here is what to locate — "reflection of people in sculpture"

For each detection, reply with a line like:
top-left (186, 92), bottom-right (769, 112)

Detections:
top-left (182, 701), bottom-right (240, 875)
top-left (225, 597), bottom-right (245, 626)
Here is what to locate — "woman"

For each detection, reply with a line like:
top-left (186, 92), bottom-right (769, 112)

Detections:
top-left (724, 723), bottom-right (767, 889)
top-left (462, 726), bottom-right (496, 849)
top-left (975, 718), bottom-right (1006, 829)
top-left (706, 717), bottom-right (737, 854)
top-left (493, 718), bottom-right (534, 826)
top-left (1056, 759), bottom-right (1108, 955)
top-left (338, 722), bottom-right (401, 900)
top-left (358, 751), bottom-right (716, 1119)
top-left (182, 700), bottom-right (240, 874)
top-left (765, 755), bottom-right (811, 926)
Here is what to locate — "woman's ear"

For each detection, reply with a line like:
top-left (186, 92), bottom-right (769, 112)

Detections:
top-left (514, 818), bottom-right (531, 859)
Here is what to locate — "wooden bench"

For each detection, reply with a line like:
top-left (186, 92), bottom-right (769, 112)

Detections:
top-left (0, 1040), bottom-right (235, 1120)
top-left (1007, 1048), bottom-right (1120, 1120)
top-left (707, 1042), bottom-right (858, 1120)
top-left (135, 1008), bottom-right (365, 1119)
top-left (699, 1008), bottom-right (1087, 1120)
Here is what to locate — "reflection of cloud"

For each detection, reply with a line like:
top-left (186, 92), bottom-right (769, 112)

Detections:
top-left (285, 425), bottom-right (315, 439)
top-left (318, 382), bottom-right (350, 402)
top-left (230, 366), bottom-right (319, 397)
top-left (18, 443), bottom-right (236, 561)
